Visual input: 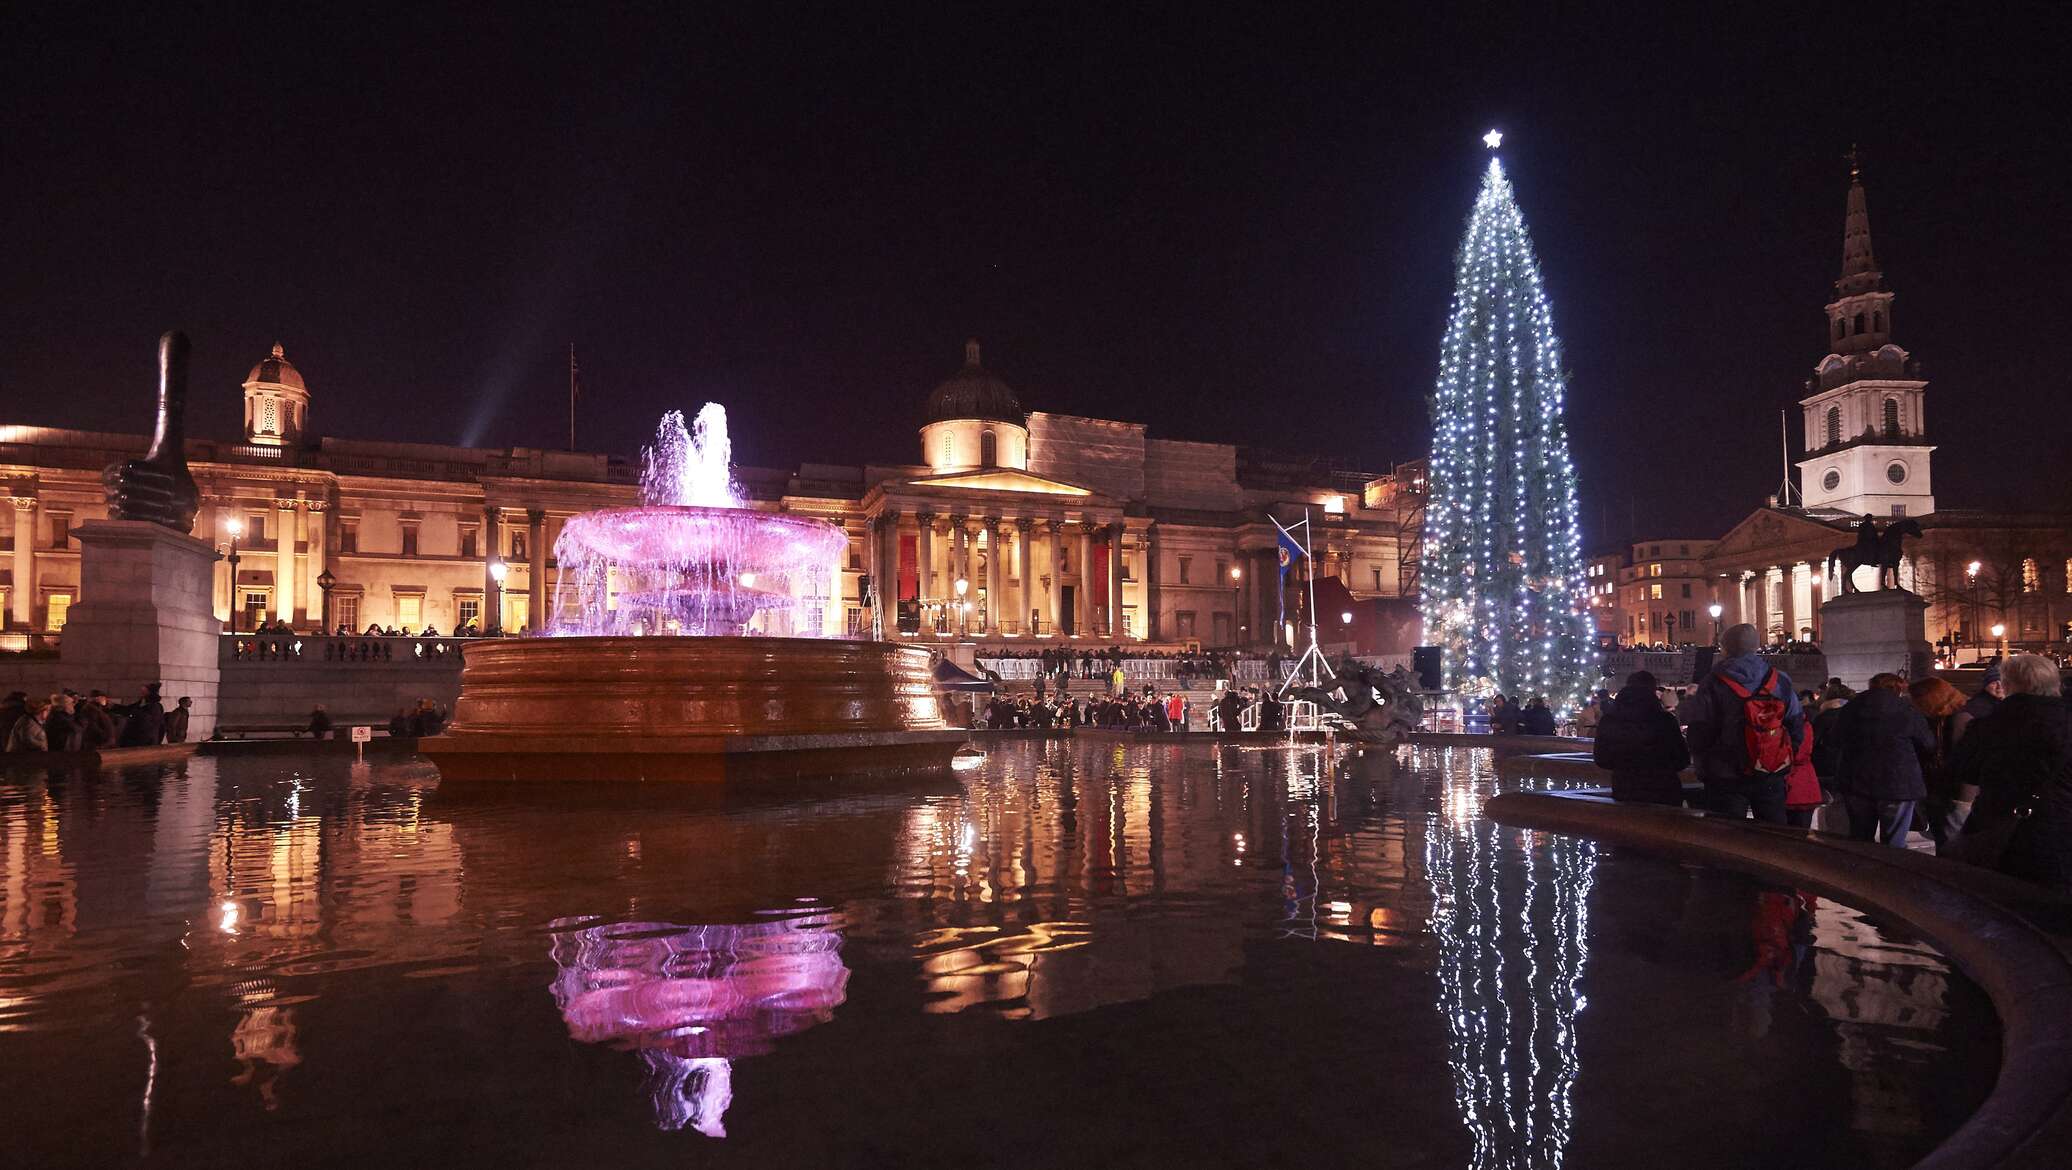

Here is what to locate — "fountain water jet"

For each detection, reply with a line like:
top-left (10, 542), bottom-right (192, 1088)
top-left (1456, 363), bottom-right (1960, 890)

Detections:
top-left (422, 405), bottom-right (959, 783)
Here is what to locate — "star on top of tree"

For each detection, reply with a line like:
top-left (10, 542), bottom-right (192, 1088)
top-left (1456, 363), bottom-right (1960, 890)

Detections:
top-left (1482, 129), bottom-right (1503, 149)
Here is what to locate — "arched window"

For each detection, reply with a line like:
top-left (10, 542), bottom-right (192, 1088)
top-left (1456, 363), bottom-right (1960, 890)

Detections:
top-left (1872, 310), bottom-right (1884, 333)
top-left (261, 398), bottom-right (277, 434)
top-left (1882, 398), bottom-right (1900, 439)
top-left (1854, 312), bottom-right (1866, 334)
top-left (979, 429), bottom-right (997, 468)
top-left (1834, 317), bottom-right (1846, 341)
top-left (1825, 407), bottom-right (1840, 447)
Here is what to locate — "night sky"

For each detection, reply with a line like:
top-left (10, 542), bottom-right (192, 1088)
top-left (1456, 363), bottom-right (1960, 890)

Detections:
top-left (5, 8), bottom-right (2066, 544)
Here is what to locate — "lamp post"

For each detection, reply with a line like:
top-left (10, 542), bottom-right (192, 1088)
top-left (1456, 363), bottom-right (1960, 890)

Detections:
top-left (1992, 621), bottom-right (2008, 662)
top-left (954, 576), bottom-right (969, 640)
top-left (316, 569), bottom-right (336, 633)
top-left (1230, 564), bottom-right (1244, 647)
top-left (1707, 602), bottom-right (1723, 646)
top-left (224, 516), bottom-right (243, 634)
top-left (1967, 560), bottom-right (1983, 663)
top-left (488, 558), bottom-right (508, 636)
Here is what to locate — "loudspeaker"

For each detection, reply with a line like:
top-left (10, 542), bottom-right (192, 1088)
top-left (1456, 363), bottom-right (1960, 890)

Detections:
top-left (1413, 645), bottom-right (1443, 691)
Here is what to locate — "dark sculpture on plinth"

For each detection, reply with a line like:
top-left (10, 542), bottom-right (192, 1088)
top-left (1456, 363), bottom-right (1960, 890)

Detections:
top-left (102, 331), bottom-right (200, 534)
top-left (1285, 656), bottom-right (1425, 743)
top-left (1826, 513), bottom-right (1923, 594)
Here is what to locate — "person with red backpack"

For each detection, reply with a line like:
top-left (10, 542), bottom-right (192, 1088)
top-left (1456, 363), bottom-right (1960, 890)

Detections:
top-left (1682, 623), bottom-right (1807, 824)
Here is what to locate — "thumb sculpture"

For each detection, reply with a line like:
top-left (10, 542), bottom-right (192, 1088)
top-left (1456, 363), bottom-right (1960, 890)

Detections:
top-left (101, 331), bottom-right (201, 533)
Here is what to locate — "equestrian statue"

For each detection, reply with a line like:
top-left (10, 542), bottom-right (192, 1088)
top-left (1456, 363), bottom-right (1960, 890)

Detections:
top-left (1285, 657), bottom-right (1426, 744)
top-left (101, 331), bottom-right (201, 535)
top-left (1825, 513), bottom-right (1922, 594)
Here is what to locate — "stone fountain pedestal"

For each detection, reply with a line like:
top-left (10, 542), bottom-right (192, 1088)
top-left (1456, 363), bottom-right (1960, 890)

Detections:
top-left (1818, 588), bottom-right (1932, 691)
top-left (420, 636), bottom-right (966, 783)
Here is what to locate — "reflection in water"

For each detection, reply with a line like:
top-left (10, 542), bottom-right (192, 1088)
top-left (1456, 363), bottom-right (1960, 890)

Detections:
top-left (547, 914), bottom-right (850, 1137)
top-left (1421, 747), bottom-right (1596, 1170)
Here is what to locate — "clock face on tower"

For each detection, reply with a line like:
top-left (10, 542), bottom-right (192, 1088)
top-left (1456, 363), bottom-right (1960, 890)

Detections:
top-left (1887, 462), bottom-right (1908, 484)
top-left (1823, 470), bottom-right (1841, 492)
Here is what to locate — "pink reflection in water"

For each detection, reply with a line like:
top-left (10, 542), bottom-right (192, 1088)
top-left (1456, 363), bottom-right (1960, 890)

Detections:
top-left (548, 916), bottom-right (849, 1138)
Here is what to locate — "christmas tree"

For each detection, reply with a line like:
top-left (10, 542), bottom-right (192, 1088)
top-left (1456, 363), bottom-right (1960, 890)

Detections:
top-left (1421, 139), bottom-right (1596, 707)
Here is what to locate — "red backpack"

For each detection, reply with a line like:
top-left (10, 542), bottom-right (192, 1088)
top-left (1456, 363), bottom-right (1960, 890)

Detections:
top-left (1717, 667), bottom-right (1793, 778)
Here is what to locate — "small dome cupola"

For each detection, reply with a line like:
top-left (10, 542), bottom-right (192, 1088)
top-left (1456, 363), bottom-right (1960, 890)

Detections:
top-left (243, 342), bottom-right (311, 447)
top-left (919, 339), bottom-right (1030, 472)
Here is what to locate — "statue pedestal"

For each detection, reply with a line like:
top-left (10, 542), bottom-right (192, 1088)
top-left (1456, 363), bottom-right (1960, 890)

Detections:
top-left (1818, 589), bottom-right (1931, 691)
top-left (61, 521), bottom-right (222, 739)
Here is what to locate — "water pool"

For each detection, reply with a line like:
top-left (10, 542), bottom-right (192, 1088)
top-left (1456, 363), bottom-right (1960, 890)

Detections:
top-left (0, 741), bottom-right (1998, 1168)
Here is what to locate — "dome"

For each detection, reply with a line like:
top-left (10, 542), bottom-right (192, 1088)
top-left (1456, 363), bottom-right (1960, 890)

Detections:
top-left (924, 339), bottom-right (1022, 424)
top-left (245, 342), bottom-right (305, 392)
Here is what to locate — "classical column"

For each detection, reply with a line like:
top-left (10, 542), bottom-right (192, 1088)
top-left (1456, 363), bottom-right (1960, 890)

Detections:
top-left (914, 510), bottom-right (935, 607)
top-left (983, 516), bottom-right (1003, 636)
top-left (9, 497), bottom-right (35, 629)
top-left (1047, 520), bottom-right (1066, 635)
top-left (1807, 560), bottom-right (1826, 639)
top-left (1778, 565), bottom-right (1797, 642)
top-left (482, 504), bottom-right (502, 632)
top-left (1077, 522), bottom-right (1096, 638)
top-left (274, 500), bottom-right (298, 625)
top-left (1107, 524), bottom-right (1126, 638)
top-left (304, 503), bottom-right (327, 623)
top-left (1015, 518), bottom-right (1035, 636)
top-left (527, 509), bottom-right (547, 633)
top-left (1142, 525), bottom-right (1161, 642)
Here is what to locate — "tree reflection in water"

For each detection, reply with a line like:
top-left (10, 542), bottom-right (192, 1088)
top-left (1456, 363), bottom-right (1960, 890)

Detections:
top-left (547, 913), bottom-right (849, 1138)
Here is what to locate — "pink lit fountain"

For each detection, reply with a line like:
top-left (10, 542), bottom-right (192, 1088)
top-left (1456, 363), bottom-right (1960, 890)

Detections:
top-left (421, 405), bottom-right (959, 784)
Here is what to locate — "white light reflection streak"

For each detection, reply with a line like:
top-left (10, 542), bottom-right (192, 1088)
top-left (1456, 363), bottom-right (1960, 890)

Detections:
top-left (1422, 748), bottom-right (1596, 1169)
top-left (137, 1012), bottom-right (157, 1155)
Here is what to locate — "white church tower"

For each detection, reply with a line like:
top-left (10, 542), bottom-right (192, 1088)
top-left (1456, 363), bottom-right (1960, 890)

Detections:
top-left (1795, 158), bottom-right (1935, 517)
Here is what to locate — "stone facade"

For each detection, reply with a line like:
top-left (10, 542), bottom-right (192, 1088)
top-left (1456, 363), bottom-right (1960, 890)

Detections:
top-left (2, 341), bottom-right (1423, 654)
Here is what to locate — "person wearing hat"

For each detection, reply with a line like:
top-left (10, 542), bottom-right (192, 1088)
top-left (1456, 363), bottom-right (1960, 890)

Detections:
top-left (1964, 664), bottom-right (2005, 723)
top-left (117, 683), bottom-right (166, 747)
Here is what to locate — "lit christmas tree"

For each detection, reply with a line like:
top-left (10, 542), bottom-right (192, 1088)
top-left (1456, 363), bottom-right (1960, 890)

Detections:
top-left (1421, 135), bottom-right (1597, 707)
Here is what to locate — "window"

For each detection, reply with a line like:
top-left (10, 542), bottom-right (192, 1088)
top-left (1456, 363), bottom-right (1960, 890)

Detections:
top-left (1215, 560), bottom-right (1228, 585)
top-left (942, 434), bottom-right (953, 466)
top-left (1649, 545), bottom-right (1661, 556)
top-left (1178, 556), bottom-right (1192, 584)
top-left (241, 590), bottom-right (268, 625)
top-left (48, 512), bottom-right (71, 548)
top-left (1680, 610), bottom-right (1695, 629)
top-left (2064, 559), bottom-right (2072, 594)
top-left (1649, 563), bottom-right (1662, 577)
top-left (1825, 407), bottom-right (1840, 447)
top-left (503, 594), bottom-right (530, 633)
top-left (400, 525), bottom-right (419, 558)
top-left (1373, 568), bottom-right (1383, 591)
top-left (1681, 583), bottom-right (1692, 598)
top-left (461, 526), bottom-right (478, 559)
top-left (1873, 310), bottom-right (1883, 333)
top-left (396, 594), bottom-right (423, 629)
top-left (335, 594), bottom-right (359, 631)
top-left (1834, 317), bottom-right (1846, 341)
top-left (845, 607), bottom-right (867, 636)
top-left (248, 511), bottom-right (267, 543)
top-left (979, 430), bottom-right (997, 468)
top-left (1649, 583), bottom-right (1663, 600)
top-left (46, 592), bottom-right (71, 631)
top-left (2023, 558), bottom-right (2041, 593)
top-left (1175, 611), bottom-right (1197, 637)
top-left (457, 597), bottom-right (481, 628)
top-left (262, 399), bottom-right (277, 433)
top-left (1882, 398), bottom-right (1900, 439)
top-left (1891, 505), bottom-right (1908, 517)
top-left (1321, 495), bottom-right (1345, 515)
top-left (1854, 312), bottom-right (1865, 334)
top-left (1678, 544), bottom-right (1690, 556)
top-left (1823, 469), bottom-right (1841, 492)
top-left (1886, 462), bottom-right (1907, 485)
top-left (338, 521), bottom-right (357, 554)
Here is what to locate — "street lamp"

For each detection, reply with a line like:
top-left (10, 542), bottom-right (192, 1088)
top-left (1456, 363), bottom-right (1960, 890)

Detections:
top-left (1992, 621), bottom-right (2008, 661)
top-left (488, 558), bottom-right (508, 635)
top-left (1230, 565), bottom-right (1244, 646)
top-left (223, 516), bottom-right (244, 634)
top-left (1967, 560), bottom-right (1984, 661)
top-left (954, 576), bottom-right (969, 639)
top-left (1707, 602), bottom-right (1723, 646)
top-left (316, 569), bottom-right (336, 632)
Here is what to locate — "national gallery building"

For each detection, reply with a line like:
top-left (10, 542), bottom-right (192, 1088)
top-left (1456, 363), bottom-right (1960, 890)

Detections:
top-left (1, 340), bottom-right (1425, 651)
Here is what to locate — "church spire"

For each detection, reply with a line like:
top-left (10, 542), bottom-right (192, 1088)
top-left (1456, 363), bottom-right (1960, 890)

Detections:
top-left (1837, 146), bottom-right (1880, 297)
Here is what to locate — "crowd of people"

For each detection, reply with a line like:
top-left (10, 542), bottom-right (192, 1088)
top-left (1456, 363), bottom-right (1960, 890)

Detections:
top-left (1589, 622), bottom-right (2072, 893)
top-left (961, 682), bottom-right (1293, 733)
top-left (2, 683), bottom-right (193, 753)
top-left (979, 645), bottom-right (1282, 683)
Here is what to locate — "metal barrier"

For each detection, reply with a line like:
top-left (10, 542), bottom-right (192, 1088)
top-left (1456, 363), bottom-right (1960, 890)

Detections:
top-left (221, 633), bottom-right (487, 665)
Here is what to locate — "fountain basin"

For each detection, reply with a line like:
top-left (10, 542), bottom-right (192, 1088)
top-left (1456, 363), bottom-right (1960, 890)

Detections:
top-left (421, 636), bottom-right (965, 783)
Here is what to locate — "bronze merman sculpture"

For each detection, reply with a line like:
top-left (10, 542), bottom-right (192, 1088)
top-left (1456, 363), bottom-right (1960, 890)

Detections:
top-left (102, 331), bottom-right (201, 534)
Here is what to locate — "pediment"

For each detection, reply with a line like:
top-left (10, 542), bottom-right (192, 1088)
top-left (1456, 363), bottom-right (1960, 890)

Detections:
top-left (903, 469), bottom-right (1095, 497)
top-left (1707, 508), bottom-right (1848, 562)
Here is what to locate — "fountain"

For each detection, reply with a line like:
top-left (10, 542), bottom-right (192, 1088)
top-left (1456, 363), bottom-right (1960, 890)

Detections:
top-left (421, 405), bottom-right (959, 783)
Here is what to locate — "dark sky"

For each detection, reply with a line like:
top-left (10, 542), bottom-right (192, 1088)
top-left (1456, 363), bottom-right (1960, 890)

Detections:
top-left (5, 7), bottom-right (2067, 545)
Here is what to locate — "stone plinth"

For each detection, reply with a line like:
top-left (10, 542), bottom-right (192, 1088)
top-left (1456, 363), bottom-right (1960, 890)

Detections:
top-left (60, 520), bottom-right (222, 739)
top-left (1817, 588), bottom-right (1931, 691)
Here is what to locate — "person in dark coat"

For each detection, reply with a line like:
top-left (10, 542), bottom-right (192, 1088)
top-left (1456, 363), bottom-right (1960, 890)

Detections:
top-left (305, 704), bottom-right (334, 740)
top-left (1963, 663), bottom-right (2004, 723)
top-left (1520, 698), bottom-right (1557, 737)
top-left (1216, 688), bottom-right (1244, 733)
top-left (165, 697), bottom-right (192, 744)
top-left (1591, 672), bottom-right (1690, 805)
top-left (388, 708), bottom-right (413, 738)
top-left (44, 694), bottom-right (81, 753)
top-left (117, 684), bottom-right (166, 747)
top-left (1949, 654), bottom-right (2072, 891)
top-left (1833, 673), bottom-right (1936, 847)
top-left (78, 692), bottom-right (117, 750)
top-left (0, 691), bottom-right (28, 748)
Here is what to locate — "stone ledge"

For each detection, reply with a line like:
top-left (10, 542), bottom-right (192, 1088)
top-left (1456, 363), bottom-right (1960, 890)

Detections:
top-left (1486, 788), bottom-right (2072, 1170)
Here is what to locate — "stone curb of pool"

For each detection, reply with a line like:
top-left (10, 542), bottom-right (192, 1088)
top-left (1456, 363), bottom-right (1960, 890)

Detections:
top-left (1486, 778), bottom-right (2072, 1170)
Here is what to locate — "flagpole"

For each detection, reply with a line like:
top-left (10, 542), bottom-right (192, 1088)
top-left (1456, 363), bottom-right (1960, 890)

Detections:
top-left (568, 344), bottom-right (578, 451)
top-left (1302, 509), bottom-right (1318, 656)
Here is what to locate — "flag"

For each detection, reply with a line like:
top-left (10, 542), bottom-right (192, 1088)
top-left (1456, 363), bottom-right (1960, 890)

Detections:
top-left (1273, 518), bottom-right (1308, 638)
